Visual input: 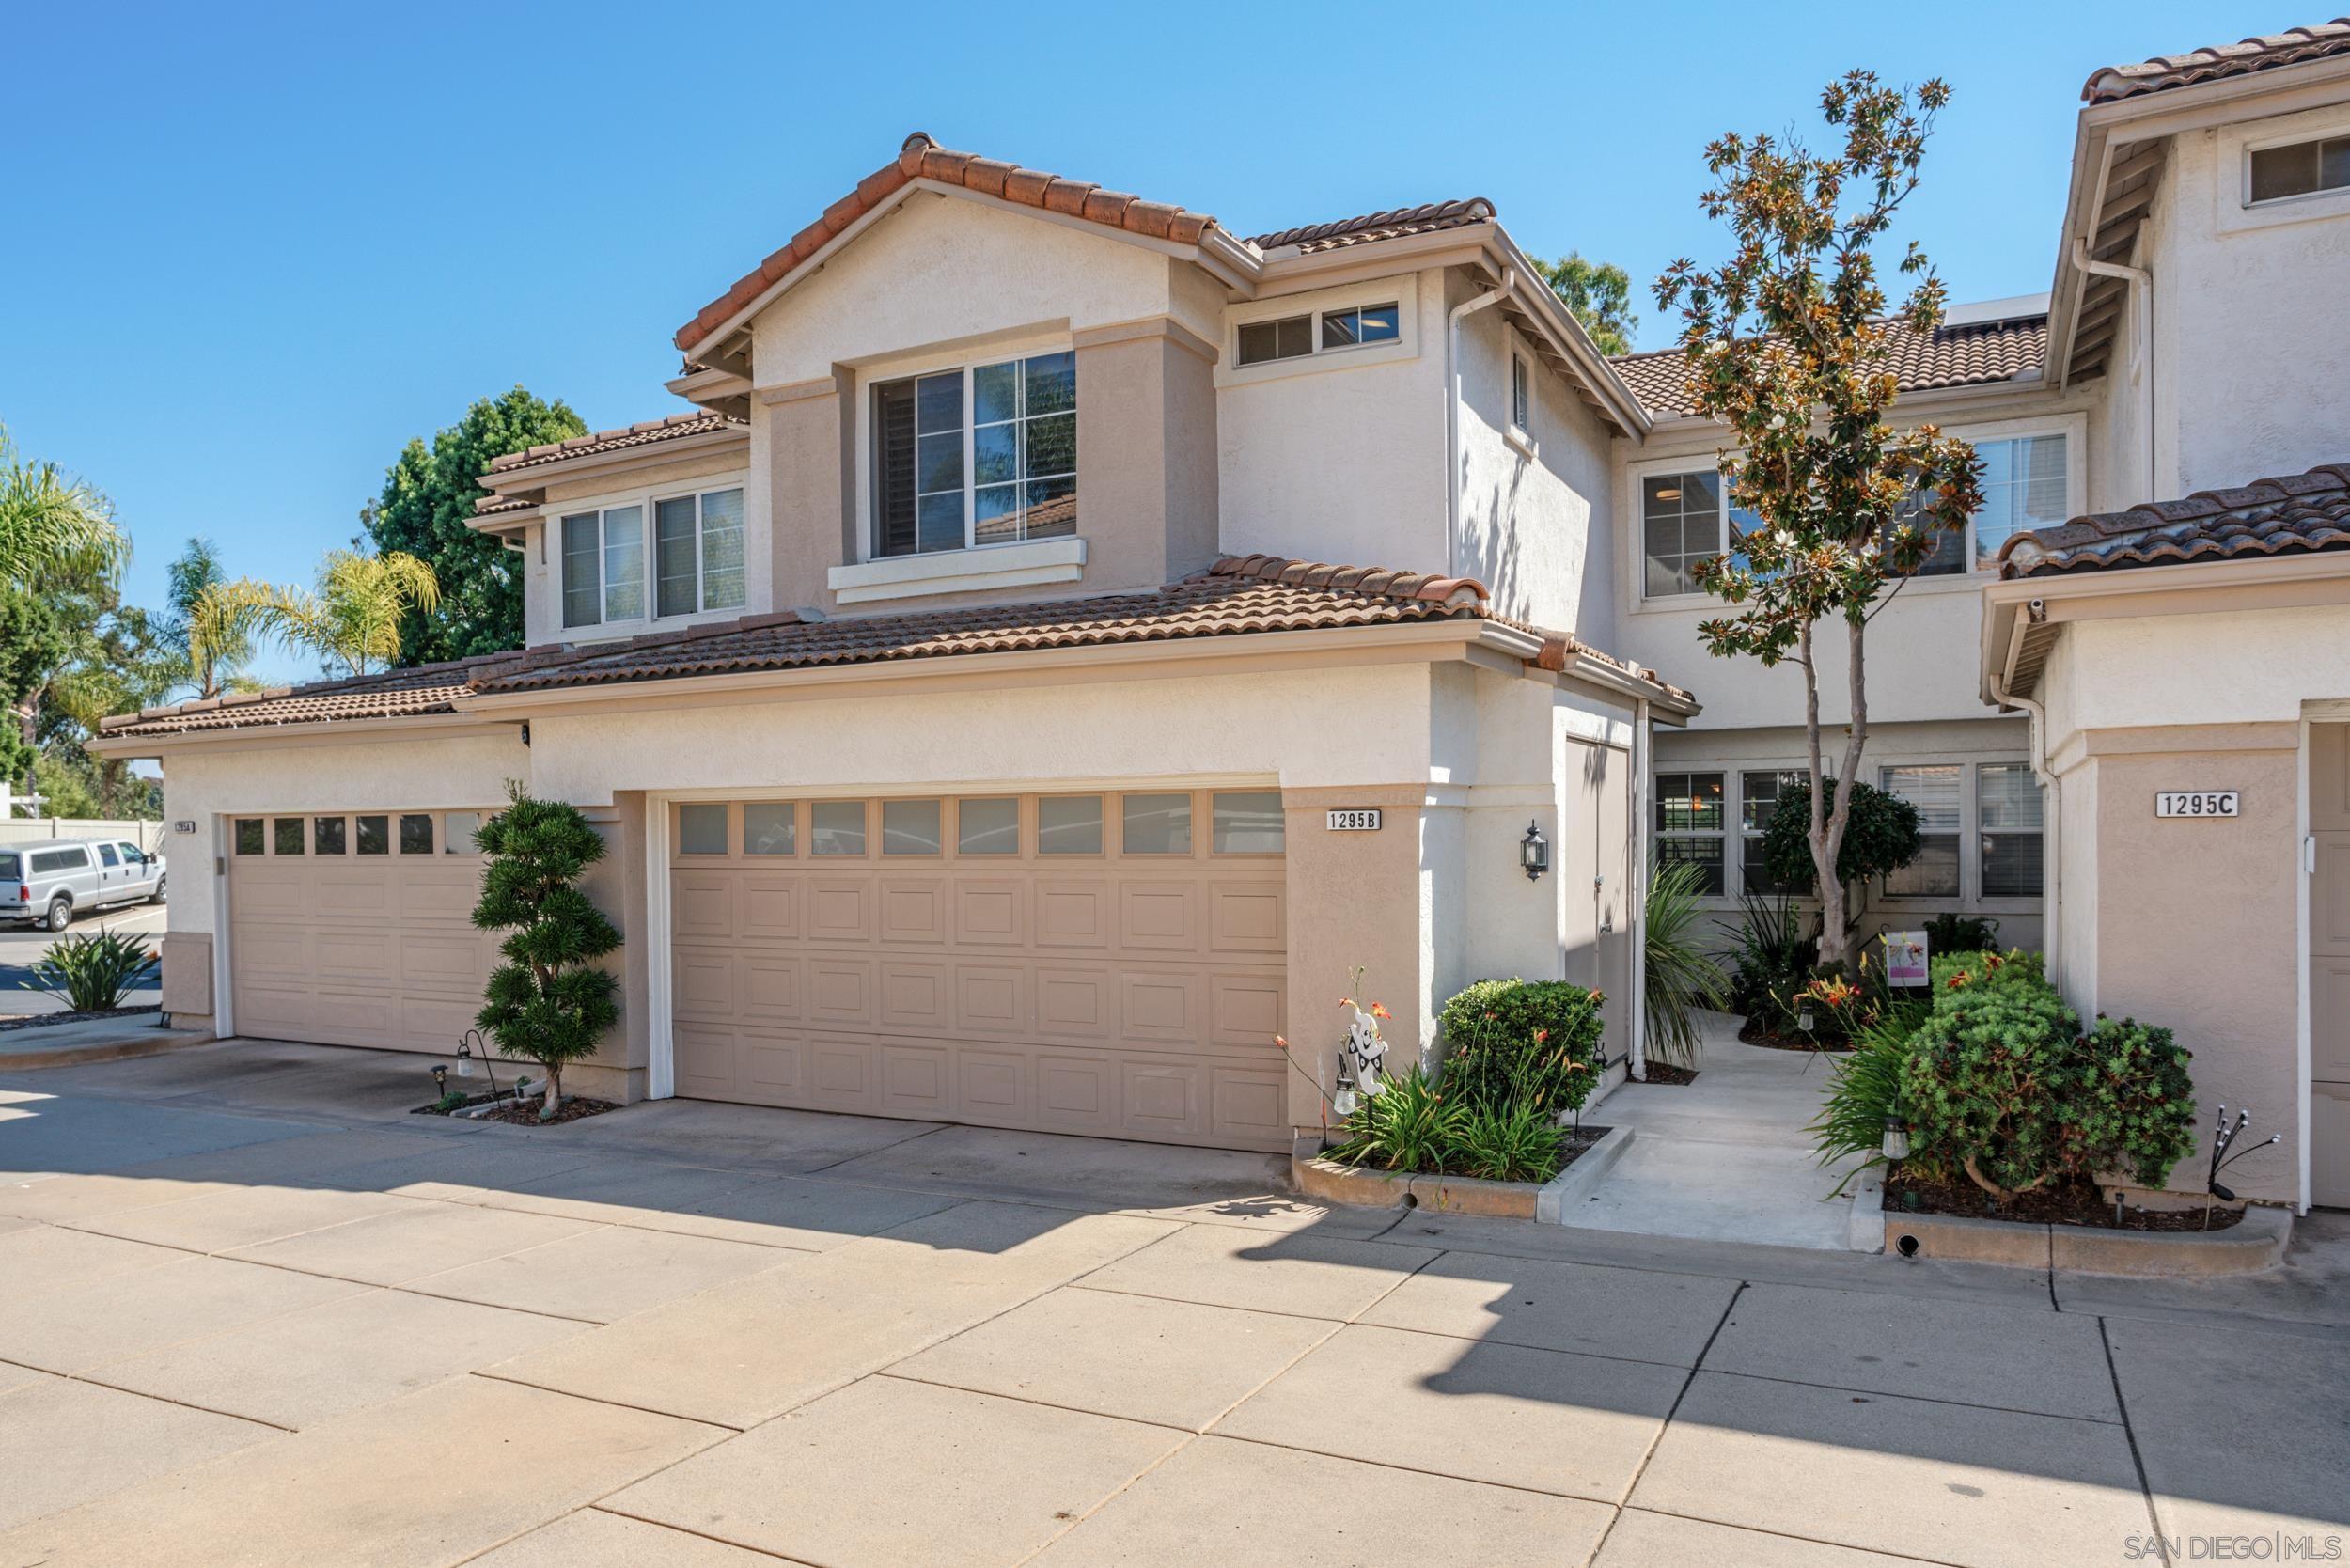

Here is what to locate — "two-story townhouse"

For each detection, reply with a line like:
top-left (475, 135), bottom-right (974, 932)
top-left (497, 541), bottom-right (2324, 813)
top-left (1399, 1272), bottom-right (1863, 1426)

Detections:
top-left (93, 134), bottom-right (1696, 1156)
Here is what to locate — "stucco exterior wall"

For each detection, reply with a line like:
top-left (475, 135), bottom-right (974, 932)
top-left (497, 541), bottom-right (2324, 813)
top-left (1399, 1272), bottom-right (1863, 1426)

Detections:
top-left (2154, 102), bottom-right (2350, 497)
top-left (1214, 270), bottom-right (1448, 578)
top-left (1451, 279), bottom-right (1618, 636)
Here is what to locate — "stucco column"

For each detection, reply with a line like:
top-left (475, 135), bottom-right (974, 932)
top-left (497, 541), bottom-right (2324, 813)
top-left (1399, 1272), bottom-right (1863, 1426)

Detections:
top-left (567, 792), bottom-right (650, 1105)
top-left (1280, 784), bottom-right (1430, 1137)
top-left (1071, 317), bottom-right (1220, 589)
top-left (762, 371), bottom-right (854, 613)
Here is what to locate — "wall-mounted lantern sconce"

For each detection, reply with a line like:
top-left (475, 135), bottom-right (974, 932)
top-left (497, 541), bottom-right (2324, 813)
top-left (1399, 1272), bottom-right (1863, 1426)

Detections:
top-left (1520, 820), bottom-right (1548, 882)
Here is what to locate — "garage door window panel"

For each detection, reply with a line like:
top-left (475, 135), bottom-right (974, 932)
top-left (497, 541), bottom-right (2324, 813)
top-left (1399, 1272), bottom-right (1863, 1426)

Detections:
top-left (235, 819), bottom-right (264, 855)
top-left (274, 818), bottom-right (306, 855)
top-left (883, 799), bottom-right (944, 855)
top-left (444, 812), bottom-right (482, 855)
top-left (356, 816), bottom-right (389, 855)
top-left (679, 804), bottom-right (730, 855)
top-left (744, 802), bottom-right (796, 855)
top-left (1038, 796), bottom-right (1104, 855)
top-left (400, 815), bottom-right (434, 855)
top-left (812, 801), bottom-right (869, 856)
top-left (1122, 793), bottom-right (1193, 855)
top-left (1211, 792), bottom-right (1284, 855)
top-left (314, 817), bottom-right (347, 855)
top-left (956, 798), bottom-right (1020, 855)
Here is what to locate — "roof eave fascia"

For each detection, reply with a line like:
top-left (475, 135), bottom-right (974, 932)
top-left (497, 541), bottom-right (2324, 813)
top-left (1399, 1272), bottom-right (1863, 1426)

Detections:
top-left (1483, 227), bottom-right (1653, 440)
top-left (1981, 550), bottom-right (2350, 695)
top-left (86, 709), bottom-right (507, 760)
top-left (458, 619), bottom-right (1492, 718)
top-left (463, 508), bottom-right (543, 539)
top-left (478, 426), bottom-right (752, 500)
top-left (1250, 223), bottom-right (1498, 291)
top-left (2048, 55), bottom-right (2350, 384)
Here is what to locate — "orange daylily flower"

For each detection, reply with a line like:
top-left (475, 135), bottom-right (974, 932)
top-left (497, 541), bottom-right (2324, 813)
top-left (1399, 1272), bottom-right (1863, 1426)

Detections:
top-left (1370, 1002), bottom-right (1392, 1021)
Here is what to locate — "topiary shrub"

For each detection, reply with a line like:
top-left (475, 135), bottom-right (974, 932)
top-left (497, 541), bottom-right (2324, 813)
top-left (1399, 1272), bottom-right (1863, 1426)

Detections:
top-left (472, 787), bottom-right (621, 1119)
top-left (1759, 776), bottom-right (1922, 898)
top-left (1438, 979), bottom-right (1605, 1117)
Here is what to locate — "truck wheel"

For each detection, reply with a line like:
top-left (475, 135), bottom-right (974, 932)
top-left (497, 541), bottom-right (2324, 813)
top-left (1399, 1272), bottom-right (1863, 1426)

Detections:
top-left (149, 876), bottom-right (167, 906)
top-left (44, 898), bottom-right (71, 933)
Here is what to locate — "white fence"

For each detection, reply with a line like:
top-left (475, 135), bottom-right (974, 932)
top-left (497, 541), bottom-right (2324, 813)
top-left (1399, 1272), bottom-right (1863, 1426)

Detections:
top-left (0, 818), bottom-right (168, 851)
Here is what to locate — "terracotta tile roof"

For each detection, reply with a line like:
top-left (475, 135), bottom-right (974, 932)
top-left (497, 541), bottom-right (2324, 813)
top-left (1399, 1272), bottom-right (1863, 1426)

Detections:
top-left (1246, 198), bottom-right (1494, 255)
top-left (101, 556), bottom-right (1698, 735)
top-left (97, 655), bottom-right (517, 739)
top-left (2083, 18), bottom-right (2350, 103)
top-left (476, 557), bottom-right (1493, 696)
top-left (1999, 460), bottom-right (2350, 576)
top-left (487, 412), bottom-right (746, 476)
top-left (1611, 313), bottom-right (2049, 418)
top-left (473, 494), bottom-right (537, 518)
top-left (676, 133), bottom-right (1223, 354)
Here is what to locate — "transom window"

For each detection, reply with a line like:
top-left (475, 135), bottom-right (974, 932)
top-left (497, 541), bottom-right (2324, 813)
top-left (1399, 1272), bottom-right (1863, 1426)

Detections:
top-left (873, 353), bottom-right (1076, 558)
top-left (1235, 301), bottom-right (1399, 367)
top-left (666, 793), bottom-right (1287, 860)
top-left (654, 488), bottom-right (747, 618)
top-left (2250, 134), bottom-right (2350, 203)
top-left (561, 505), bottom-right (645, 629)
top-left (1643, 432), bottom-right (2070, 597)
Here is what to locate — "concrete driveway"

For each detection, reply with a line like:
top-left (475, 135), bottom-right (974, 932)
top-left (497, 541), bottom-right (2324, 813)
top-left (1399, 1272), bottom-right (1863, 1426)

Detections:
top-left (1, 1041), bottom-right (2343, 1568)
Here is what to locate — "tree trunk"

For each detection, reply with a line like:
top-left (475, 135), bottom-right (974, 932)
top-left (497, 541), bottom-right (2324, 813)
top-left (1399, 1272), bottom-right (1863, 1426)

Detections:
top-left (1801, 617), bottom-right (1872, 976)
top-left (541, 1063), bottom-right (561, 1117)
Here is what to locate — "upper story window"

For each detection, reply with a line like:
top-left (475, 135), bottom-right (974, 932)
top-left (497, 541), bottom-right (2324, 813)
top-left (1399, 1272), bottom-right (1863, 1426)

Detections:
top-left (2249, 133), bottom-right (2350, 204)
top-left (1640, 431), bottom-right (2070, 599)
top-left (561, 505), bottom-right (644, 629)
top-left (654, 488), bottom-right (747, 618)
top-left (1510, 353), bottom-right (1532, 436)
top-left (1235, 302), bottom-right (1399, 367)
top-left (873, 352), bottom-right (1076, 558)
top-left (564, 489), bottom-right (744, 630)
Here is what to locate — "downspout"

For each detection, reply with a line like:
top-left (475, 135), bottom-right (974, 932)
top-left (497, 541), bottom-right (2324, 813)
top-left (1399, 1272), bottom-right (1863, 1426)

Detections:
top-left (1444, 270), bottom-right (1513, 579)
top-left (1627, 682), bottom-right (1652, 1082)
top-left (1989, 609), bottom-right (2059, 990)
top-left (2072, 235), bottom-right (2155, 502)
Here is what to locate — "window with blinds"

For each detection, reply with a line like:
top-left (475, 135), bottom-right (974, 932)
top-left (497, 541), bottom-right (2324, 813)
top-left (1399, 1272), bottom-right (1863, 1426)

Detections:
top-left (1880, 764), bottom-right (1961, 898)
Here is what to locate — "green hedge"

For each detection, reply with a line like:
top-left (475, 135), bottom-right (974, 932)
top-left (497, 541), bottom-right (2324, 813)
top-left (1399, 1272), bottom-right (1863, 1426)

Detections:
top-left (1437, 979), bottom-right (1606, 1117)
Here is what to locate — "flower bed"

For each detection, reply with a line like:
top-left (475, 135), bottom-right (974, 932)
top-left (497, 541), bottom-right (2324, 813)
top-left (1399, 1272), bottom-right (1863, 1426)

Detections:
top-left (1883, 1169), bottom-right (2243, 1233)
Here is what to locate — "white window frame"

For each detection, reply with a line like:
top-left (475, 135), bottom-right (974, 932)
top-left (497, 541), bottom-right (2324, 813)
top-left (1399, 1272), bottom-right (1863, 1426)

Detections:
top-left (559, 505), bottom-right (646, 631)
top-left (1657, 757), bottom-right (2044, 914)
top-left (551, 471), bottom-right (753, 638)
top-left (1232, 299), bottom-right (1402, 370)
top-left (1217, 279), bottom-right (1419, 389)
top-left (2244, 129), bottom-right (2350, 208)
top-left (1506, 340), bottom-right (1540, 460)
top-left (2225, 104), bottom-right (2350, 233)
top-left (1652, 770), bottom-right (1728, 897)
top-left (651, 485), bottom-right (748, 619)
top-left (1628, 412), bottom-right (2085, 609)
top-left (867, 352), bottom-right (1079, 560)
top-left (852, 330), bottom-right (1076, 567)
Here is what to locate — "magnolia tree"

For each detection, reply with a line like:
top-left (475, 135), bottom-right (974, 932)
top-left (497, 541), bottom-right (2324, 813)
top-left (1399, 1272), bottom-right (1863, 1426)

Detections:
top-left (1658, 71), bottom-right (1984, 974)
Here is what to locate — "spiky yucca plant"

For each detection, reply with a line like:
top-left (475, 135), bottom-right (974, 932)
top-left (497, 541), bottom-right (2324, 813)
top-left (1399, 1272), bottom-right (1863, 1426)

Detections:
top-left (471, 787), bottom-right (620, 1117)
top-left (1644, 860), bottom-right (1730, 1070)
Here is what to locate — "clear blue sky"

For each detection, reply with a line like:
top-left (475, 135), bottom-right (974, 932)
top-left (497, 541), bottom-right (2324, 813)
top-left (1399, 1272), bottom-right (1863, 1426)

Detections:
top-left (0, 0), bottom-right (2294, 684)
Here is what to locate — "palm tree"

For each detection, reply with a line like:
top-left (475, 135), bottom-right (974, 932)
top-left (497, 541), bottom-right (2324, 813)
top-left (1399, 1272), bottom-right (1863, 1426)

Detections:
top-left (161, 537), bottom-right (271, 699)
top-left (0, 425), bottom-right (127, 589)
top-left (255, 548), bottom-right (441, 678)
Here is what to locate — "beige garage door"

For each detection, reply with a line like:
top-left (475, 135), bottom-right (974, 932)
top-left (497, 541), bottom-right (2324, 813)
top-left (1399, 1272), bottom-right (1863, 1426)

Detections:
top-left (669, 791), bottom-right (1291, 1152)
top-left (227, 809), bottom-right (501, 1053)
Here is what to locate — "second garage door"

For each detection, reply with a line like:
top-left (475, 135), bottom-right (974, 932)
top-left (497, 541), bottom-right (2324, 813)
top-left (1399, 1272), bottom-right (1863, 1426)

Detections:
top-left (227, 808), bottom-right (500, 1053)
top-left (669, 791), bottom-right (1291, 1152)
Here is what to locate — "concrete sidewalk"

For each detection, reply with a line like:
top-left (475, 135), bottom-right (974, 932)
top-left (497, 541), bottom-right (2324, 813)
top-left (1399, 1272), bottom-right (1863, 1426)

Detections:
top-left (0, 1038), bottom-right (2342, 1567)
top-left (1567, 1011), bottom-right (1871, 1250)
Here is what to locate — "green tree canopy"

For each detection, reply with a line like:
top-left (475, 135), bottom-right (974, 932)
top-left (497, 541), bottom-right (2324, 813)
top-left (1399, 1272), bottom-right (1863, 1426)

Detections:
top-left (1759, 776), bottom-right (1920, 893)
top-left (0, 425), bottom-right (126, 591)
top-left (473, 787), bottom-right (622, 1116)
top-left (365, 387), bottom-right (587, 664)
top-left (1653, 71), bottom-right (1983, 972)
top-left (1535, 252), bottom-right (1638, 357)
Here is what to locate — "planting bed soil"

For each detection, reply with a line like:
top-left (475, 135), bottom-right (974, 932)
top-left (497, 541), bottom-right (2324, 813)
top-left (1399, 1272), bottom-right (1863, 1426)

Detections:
top-left (1635, 1063), bottom-right (1700, 1086)
top-left (1884, 1170), bottom-right (2243, 1232)
top-left (0, 1005), bottom-right (161, 1032)
top-left (480, 1095), bottom-right (618, 1127)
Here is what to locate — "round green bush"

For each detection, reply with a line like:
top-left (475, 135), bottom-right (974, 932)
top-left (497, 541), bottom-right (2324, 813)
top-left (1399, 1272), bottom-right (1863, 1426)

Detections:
top-left (1759, 776), bottom-right (1922, 894)
top-left (1438, 979), bottom-right (1605, 1117)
